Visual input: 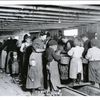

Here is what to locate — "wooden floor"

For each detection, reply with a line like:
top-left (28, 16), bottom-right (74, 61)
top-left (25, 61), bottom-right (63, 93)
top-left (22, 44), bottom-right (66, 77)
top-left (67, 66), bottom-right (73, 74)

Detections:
top-left (0, 69), bottom-right (98, 96)
top-left (0, 71), bottom-right (31, 96)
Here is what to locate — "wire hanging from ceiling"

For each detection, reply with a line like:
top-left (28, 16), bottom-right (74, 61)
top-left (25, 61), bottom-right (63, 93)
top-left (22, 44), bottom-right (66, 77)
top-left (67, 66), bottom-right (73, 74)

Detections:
top-left (58, 7), bottom-right (61, 24)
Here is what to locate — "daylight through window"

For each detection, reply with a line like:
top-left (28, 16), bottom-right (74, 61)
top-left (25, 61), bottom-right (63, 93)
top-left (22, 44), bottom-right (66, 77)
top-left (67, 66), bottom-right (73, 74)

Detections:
top-left (64, 29), bottom-right (78, 37)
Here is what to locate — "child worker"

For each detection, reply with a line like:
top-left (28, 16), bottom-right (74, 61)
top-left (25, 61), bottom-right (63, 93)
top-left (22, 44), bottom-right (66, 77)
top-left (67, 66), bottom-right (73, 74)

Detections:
top-left (8, 51), bottom-right (20, 82)
top-left (45, 39), bottom-right (61, 95)
top-left (68, 37), bottom-right (84, 86)
top-left (86, 39), bottom-right (100, 88)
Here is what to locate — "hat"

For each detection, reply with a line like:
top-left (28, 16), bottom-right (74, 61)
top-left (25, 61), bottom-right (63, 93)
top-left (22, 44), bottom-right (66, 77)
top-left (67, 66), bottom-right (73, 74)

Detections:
top-left (48, 39), bottom-right (58, 46)
top-left (32, 38), bottom-right (44, 49)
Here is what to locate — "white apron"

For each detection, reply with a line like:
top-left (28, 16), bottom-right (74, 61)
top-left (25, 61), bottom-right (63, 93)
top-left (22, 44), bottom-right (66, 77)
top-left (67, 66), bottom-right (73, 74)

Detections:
top-left (48, 60), bottom-right (61, 90)
top-left (69, 58), bottom-right (83, 80)
top-left (1, 50), bottom-right (7, 69)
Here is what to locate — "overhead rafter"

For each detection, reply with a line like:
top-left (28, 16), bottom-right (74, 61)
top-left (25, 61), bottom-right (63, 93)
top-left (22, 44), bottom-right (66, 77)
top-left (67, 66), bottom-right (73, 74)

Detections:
top-left (1, 5), bottom-right (100, 16)
top-left (0, 5), bottom-right (100, 31)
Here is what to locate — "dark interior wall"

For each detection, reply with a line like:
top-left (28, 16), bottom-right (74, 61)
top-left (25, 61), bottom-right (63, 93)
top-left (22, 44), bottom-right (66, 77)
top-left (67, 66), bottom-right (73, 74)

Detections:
top-left (1, 22), bottom-right (100, 41)
top-left (0, 31), bottom-right (14, 36)
top-left (0, 30), bottom-right (29, 46)
top-left (96, 23), bottom-right (100, 40)
top-left (47, 29), bottom-right (63, 38)
top-left (78, 23), bottom-right (98, 40)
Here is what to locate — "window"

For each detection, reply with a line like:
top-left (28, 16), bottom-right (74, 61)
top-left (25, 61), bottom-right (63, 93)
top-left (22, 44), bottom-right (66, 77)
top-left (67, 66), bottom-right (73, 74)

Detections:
top-left (64, 29), bottom-right (78, 37)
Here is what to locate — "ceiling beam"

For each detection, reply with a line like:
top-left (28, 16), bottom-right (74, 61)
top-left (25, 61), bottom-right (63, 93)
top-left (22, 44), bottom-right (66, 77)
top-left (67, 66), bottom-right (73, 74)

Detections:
top-left (0, 5), bottom-right (100, 31)
top-left (3, 5), bottom-right (100, 12)
top-left (67, 5), bottom-right (100, 11)
top-left (3, 20), bottom-right (96, 30)
top-left (0, 14), bottom-right (100, 23)
top-left (1, 5), bottom-right (100, 16)
top-left (0, 11), bottom-right (95, 19)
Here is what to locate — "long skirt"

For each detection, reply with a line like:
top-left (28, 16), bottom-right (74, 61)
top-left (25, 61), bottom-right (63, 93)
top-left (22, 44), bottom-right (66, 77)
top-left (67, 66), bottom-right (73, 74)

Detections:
top-left (89, 61), bottom-right (100, 83)
top-left (11, 61), bottom-right (19, 74)
top-left (0, 50), bottom-right (7, 69)
top-left (83, 64), bottom-right (89, 82)
top-left (59, 64), bottom-right (69, 80)
top-left (69, 58), bottom-right (83, 80)
top-left (5, 51), bottom-right (12, 74)
top-left (48, 60), bottom-right (61, 90)
top-left (26, 52), bottom-right (43, 89)
top-left (21, 52), bottom-right (29, 82)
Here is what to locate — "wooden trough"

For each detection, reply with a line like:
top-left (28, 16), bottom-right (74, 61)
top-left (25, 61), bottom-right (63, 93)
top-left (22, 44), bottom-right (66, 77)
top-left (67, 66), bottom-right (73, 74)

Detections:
top-left (59, 85), bottom-right (87, 96)
top-left (72, 85), bottom-right (100, 96)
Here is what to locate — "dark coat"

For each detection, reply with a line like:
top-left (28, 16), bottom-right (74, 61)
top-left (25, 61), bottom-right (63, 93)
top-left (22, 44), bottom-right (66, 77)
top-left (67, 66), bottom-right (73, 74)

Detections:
top-left (46, 47), bottom-right (61, 63)
top-left (82, 39), bottom-right (91, 58)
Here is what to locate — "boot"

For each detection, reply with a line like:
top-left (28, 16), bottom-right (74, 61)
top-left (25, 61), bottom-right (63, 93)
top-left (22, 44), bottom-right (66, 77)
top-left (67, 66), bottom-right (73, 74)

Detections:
top-left (77, 73), bottom-right (81, 84)
top-left (71, 79), bottom-right (76, 86)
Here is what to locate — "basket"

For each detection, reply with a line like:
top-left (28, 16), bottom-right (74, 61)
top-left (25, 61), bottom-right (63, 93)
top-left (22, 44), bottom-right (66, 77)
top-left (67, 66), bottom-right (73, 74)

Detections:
top-left (60, 56), bottom-right (70, 65)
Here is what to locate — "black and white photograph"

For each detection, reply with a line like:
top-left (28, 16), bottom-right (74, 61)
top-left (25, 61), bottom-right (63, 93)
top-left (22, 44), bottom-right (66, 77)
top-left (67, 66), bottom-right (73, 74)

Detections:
top-left (0, 1), bottom-right (100, 97)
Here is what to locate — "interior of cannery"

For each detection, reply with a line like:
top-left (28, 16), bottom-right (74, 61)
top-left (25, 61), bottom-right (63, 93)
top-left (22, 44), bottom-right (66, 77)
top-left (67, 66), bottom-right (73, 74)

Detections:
top-left (1, 3), bottom-right (100, 96)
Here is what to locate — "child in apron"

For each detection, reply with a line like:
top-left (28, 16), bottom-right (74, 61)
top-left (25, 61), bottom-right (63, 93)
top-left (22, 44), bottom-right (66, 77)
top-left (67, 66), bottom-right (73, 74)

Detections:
top-left (1, 49), bottom-right (7, 72)
top-left (68, 38), bottom-right (84, 85)
top-left (46, 40), bottom-right (61, 95)
top-left (86, 39), bottom-right (100, 88)
top-left (26, 37), bottom-right (45, 95)
top-left (8, 51), bottom-right (19, 77)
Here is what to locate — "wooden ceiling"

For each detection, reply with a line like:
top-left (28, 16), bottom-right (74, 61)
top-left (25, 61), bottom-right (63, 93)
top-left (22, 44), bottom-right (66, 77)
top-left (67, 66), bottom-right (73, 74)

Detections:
top-left (0, 4), bottom-right (100, 31)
